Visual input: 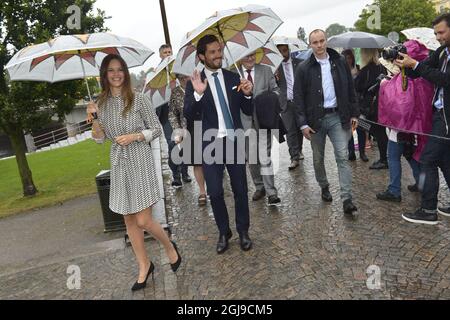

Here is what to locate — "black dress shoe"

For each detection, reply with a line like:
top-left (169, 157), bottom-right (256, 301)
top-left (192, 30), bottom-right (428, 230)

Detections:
top-left (360, 152), bottom-right (369, 162)
top-left (370, 160), bottom-right (388, 170)
top-left (131, 262), bottom-right (155, 291)
top-left (407, 184), bottom-right (419, 193)
top-left (182, 174), bottom-right (192, 183)
top-left (376, 190), bottom-right (401, 202)
top-left (343, 199), bottom-right (358, 215)
top-left (348, 152), bottom-right (356, 161)
top-left (239, 232), bottom-right (253, 251)
top-left (170, 241), bottom-right (182, 272)
top-left (216, 230), bottom-right (232, 254)
top-left (321, 186), bottom-right (333, 202)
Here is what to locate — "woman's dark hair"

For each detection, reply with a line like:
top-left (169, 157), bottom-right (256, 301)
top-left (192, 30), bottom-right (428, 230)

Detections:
top-left (433, 13), bottom-right (450, 27)
top-left (196, 34), bottom-right (220, 57)
top-left (97, 54), bottom-right (134, 116)
top-left (342, 49), bottom-right (356, 68)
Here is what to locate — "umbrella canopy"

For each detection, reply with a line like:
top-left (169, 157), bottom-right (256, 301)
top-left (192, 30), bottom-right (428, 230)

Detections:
top-left (172, 4), bottom-right (283, 76)
top-left (143, 56), bottom-right (177, 109)
top-left (6, 33), bottom-right (154, 83)
top-left (328, 31), bottom-right (396, 49)
top-left (295, 48), bottom-right (313, 61)
top-left (272, 36), bottom-right (308, 53)
top-left (401, 27), bottom-right (440, 51)
top-left (233, 40), bottom-right (283, 73)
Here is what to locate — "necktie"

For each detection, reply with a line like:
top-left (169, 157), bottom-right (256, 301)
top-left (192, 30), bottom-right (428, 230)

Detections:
top-left (246, 69), bottom-right (253, 84)
top-left (284, 62), bottom-right (294, 100)
top-left (212, 72), bottom-right (234, 130)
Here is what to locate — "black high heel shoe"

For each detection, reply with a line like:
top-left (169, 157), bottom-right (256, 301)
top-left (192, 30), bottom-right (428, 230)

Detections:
top-left (170, 241), bottom-right (182, 272)
top-left (131, 262), bottom-right (155, 291)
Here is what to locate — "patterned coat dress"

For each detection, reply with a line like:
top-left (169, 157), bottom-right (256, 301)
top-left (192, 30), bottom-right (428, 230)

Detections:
top-left (97, 93), bottom-right (162, 215)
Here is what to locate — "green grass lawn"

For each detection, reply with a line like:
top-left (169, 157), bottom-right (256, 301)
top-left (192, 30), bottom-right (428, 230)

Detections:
top-left (0, 140), bottom-right (111, 218)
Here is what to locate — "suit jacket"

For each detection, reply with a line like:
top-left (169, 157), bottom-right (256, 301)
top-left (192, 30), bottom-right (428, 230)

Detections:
top-left (277, 57), bottom-right (301, 112)
top-left (240, 64), bottom-right (281, 131)
top-left (184, 68), bottom-right (253, 148)
top-left (413, 45), bottom-right (450, 127)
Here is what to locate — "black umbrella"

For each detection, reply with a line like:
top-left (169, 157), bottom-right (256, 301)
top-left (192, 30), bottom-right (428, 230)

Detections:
top-left (328, 31), bottom-right (396, 49)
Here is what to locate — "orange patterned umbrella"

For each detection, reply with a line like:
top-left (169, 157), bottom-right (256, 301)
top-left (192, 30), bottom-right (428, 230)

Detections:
top-left (173, 4), bottom-right (283, 77)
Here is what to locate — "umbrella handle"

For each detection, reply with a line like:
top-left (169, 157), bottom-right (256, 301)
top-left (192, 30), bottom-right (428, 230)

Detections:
top-left (79, 51), bottom-right (97, 119)
top-left (215, 25), bottom-right (244, 79)
top-left (84, 78), bottom-right (97, 119)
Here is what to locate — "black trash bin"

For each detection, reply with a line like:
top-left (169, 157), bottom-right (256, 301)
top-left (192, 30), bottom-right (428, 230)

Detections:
top-left (96, 170), bottom-right (126, 233)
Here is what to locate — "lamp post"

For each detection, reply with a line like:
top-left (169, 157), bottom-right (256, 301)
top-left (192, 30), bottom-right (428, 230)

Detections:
top-left (159, 0), bottom-right (171, 45)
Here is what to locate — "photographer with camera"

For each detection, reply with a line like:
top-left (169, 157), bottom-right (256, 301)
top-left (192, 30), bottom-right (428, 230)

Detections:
top-left (395, 13), bottom-right (450, 225)
top-left (353, 48), bottom-right (388, 168)
top-left (375, 41), bottom-right (434, 203)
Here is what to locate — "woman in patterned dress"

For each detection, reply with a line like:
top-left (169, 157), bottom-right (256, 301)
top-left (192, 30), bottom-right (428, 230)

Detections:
top-left (168, 74), bottom-right (207, 205)
top-left (87, 54), bottom-right (181, 291)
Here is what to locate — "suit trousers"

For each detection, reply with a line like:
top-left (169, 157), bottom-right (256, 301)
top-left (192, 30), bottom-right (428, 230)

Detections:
top-left (202, 137), bottom-right (250, 236)
top-left (420, 111), bottom-right (450, 210)
top-left (281, 101), bottom-right (304, 161)
top-left (246, 129), bottom-right (277, 197)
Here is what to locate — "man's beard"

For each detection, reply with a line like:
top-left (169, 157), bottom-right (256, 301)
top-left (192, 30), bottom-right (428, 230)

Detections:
top-left (205, 58), bottom-right (223, 70)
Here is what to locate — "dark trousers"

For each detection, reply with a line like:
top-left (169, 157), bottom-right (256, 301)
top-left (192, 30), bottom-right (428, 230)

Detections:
top-left (281, 101), bottom-right (304, 161)
top-left (202, 138), bottom-right (250, 236)
top-left (348, 127), bottom-right (366, 154)
top-left (157, 104), bottom-right (187, 178)
top-left (420, 111), bottom-right (450, 210)
top-left (370, 123), bottom-right (388, 162)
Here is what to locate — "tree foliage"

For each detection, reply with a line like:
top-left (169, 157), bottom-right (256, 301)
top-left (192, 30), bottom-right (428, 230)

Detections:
top-left (0, 0), bottom-right (107, 196)
top-left (326, 23), bottom-right (348, 38)
top-left (354, 0), bottom-right (437, 37)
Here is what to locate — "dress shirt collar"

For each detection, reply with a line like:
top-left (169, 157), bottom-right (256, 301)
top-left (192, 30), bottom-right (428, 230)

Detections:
top-left (204, 67), bottom-right (223, 78)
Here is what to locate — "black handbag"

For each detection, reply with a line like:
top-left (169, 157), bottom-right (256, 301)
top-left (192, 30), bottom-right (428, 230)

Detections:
top-left (254, 91), bottom-right (281, 129)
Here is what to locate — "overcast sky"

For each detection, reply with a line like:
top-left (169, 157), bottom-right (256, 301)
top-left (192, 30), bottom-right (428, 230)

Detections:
top-left (94, 0), bottom-right (372, 73)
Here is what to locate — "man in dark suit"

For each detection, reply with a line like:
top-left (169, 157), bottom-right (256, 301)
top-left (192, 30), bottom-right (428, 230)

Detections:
top-left (156, 44), bottom-right (191, 188)
top-left (396, 13), bottom-right (450, 225)
top-left (184, 35), bottom-right (254, 254)
top-left (276, 44), bottom-right (305, 170)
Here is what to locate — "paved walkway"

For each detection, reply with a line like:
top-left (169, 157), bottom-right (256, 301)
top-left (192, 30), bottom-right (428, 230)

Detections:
top-left (0, 140), bottom-right (449, 299)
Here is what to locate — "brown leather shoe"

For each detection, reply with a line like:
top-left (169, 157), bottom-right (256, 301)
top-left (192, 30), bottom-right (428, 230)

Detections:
top-left (252, 189), bottom-right (266, 201)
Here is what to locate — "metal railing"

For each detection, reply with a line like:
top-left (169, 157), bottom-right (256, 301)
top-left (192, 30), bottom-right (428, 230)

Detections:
top-left (33, 121), bottom-right (92, 150)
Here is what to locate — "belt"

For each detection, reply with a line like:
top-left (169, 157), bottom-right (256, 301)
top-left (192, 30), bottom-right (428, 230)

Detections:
top-left (287, 99), bottom-right (294, 104)
top-left (324, 107), bottom-right (338, 114)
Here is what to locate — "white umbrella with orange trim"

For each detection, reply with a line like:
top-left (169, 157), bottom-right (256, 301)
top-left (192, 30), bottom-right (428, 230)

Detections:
top-left (232, 40), bottom-right (284, 74)
top-left (143, 56), bottom-right (177, 109)
top-left (6, 33), bottom-right (154, 100)
top-left (172, 4), bottom-right (283, 77)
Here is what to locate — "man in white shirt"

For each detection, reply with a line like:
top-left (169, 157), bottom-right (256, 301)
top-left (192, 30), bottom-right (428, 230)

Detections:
top-left (184, 35), bottom-right (255, 254)
top-left (295, 29), bottom-right (360, 215)
top-left (277, 44), bottom-right (305, 170)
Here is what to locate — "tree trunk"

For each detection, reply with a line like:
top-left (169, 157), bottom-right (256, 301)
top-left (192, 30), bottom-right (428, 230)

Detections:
top-left (7, 125), bottom-right (38, 197)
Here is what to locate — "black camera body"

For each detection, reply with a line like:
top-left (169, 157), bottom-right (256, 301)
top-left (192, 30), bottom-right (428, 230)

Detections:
top-left (382, 44), bottom-right (407, 61)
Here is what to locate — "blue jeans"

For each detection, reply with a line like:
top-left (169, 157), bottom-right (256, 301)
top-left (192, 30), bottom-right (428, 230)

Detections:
top-left (310, 113), bottom-right (353, 201)
top-left (387, 140), bottom-right (421, 197)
